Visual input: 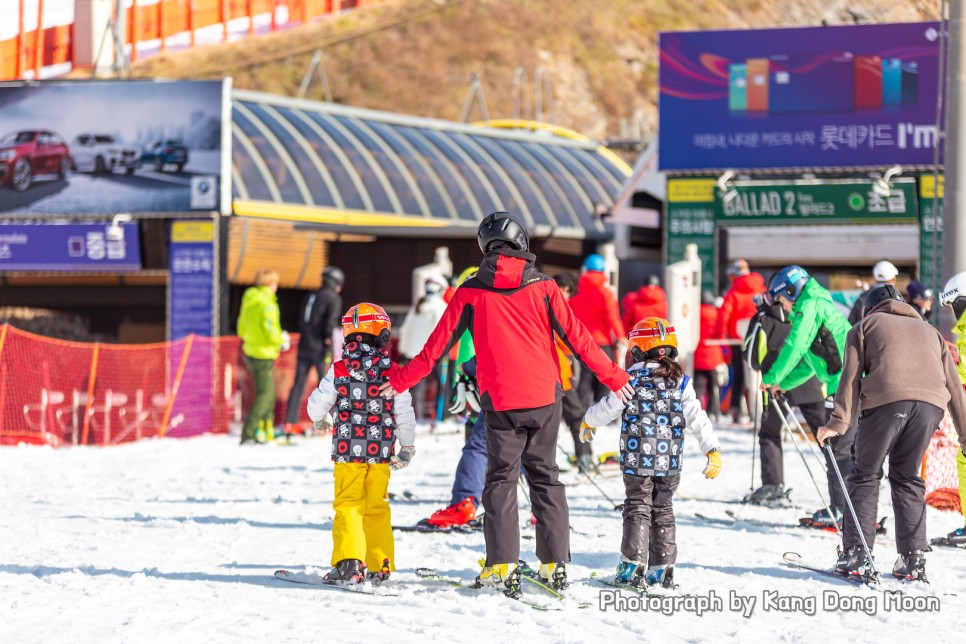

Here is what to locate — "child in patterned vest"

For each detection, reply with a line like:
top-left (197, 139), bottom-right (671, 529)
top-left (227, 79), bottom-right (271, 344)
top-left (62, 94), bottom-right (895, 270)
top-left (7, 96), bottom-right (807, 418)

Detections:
top-left (580, 317), bottom-right (722, 589)
top-left (307, 303), bottom-right (416, 585)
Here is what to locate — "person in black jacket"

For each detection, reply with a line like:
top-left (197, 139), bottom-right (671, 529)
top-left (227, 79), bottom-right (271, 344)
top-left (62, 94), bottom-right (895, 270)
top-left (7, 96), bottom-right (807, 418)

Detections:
top-left (742, 293), bottom-right (827, 505)
top-left (284, 266), bottom-right (345, 434)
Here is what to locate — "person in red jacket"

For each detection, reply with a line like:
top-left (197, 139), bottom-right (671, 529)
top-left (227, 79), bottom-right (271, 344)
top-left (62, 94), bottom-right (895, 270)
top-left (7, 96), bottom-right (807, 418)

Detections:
top-left (381, 212), bottom-right (633, 597)
top-left (693, 291), bottom-right (725, 422)
top-left (570, 253), bottom-right (626, 419)
top-left (626, 277), bottom-right (668, 331)
top-left (716, 259), bottom-right (766, 422)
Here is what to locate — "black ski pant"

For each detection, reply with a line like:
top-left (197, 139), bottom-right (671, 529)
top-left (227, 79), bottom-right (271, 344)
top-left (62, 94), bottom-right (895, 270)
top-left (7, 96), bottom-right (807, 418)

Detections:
top-left (284, 354), bottom-right (327, 425)
top-left (843, 400), bottom-right (942, 554)
top-left (692, 370), bottom-right (720, 420)
top-left (821, 397), bottom-right (856, 517)
top-left (483, 401), bottom-right (569, 565)
top-left (576, 344), bottom-right (615, 410)
top-left (730, 357), bottom-right (746, 418)
top-left (758, 393), bottom-right (827, 487)
top-left (562, 383), bottom-right (591, 460)
top-left (621, 473), bottom-right (680, 566)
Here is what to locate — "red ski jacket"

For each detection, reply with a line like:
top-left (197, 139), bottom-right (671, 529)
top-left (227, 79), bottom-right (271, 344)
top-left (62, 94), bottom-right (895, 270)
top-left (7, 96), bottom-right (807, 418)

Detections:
top-left (569, 271), bottom-right (625, 347)
top-left (716, 272), bottom-right (766, 340)
top-left (389, 248), bottom-right (629, 411)
top-left (693, 303), bottom-right (726, 371)
top-left (624, 284), bottom-right (668, 330)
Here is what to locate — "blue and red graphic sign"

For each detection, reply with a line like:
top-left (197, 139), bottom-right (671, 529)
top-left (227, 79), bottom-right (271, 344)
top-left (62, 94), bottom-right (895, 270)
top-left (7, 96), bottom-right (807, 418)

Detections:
top-left (659, 22), bottom-right (943, 171)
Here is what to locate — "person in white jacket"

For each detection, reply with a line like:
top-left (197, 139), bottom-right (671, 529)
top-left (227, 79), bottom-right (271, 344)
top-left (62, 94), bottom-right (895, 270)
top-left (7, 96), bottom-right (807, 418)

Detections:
top-left (581, 317), bottom-right (722, 590)
top-left (397, 276), bottom-right (449, 421)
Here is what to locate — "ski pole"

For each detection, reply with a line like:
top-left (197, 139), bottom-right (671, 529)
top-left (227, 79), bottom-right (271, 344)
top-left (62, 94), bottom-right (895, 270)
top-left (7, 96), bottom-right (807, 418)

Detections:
top-left (555, 442), bottom-right (623, 511)
top-left (770, 398), bottom-right (840, 538)
top-left (824, 440), bottom-right (879, 581)
top-left (776, 393), bottom-right (827, 473)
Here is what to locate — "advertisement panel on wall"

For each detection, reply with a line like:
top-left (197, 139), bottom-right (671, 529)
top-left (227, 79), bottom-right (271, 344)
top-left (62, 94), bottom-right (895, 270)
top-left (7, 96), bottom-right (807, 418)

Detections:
top-left (169, 220), bottom-right (216, 341)
top-left (0, 79), bottom-right (230, 215)
top-left (0, 221), bottom-right (141, 270)
top-left (659, 22), bottom-right (942, 171)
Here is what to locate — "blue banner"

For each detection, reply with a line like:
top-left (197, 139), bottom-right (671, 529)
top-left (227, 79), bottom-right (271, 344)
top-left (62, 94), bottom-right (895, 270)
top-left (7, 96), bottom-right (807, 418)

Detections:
top-left (0, 222), bottom-right (141, 270)
top-left (659, 22), bottom-right (942, 171)
top-left (169, 221), bottom-right (215, 340)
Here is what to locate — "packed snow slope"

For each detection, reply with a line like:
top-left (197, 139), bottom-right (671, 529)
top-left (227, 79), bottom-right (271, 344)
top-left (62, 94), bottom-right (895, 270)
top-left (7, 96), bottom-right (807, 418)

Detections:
top-left (2, 422), bottom-right (965, 643)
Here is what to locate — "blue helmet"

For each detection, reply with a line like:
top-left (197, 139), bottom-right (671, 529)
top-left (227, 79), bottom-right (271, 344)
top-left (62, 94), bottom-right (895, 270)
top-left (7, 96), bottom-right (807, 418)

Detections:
top-left (769, 265), bottom-right (810, 302)
top-left (584, 254), bottom-right (606, 272)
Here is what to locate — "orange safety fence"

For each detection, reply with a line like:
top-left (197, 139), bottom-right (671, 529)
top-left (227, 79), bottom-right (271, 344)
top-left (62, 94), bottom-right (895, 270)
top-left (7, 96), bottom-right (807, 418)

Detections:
top-left (0, 0), bottom-right (382, 81)
top-left (0, 324), bottom-right (325, 447)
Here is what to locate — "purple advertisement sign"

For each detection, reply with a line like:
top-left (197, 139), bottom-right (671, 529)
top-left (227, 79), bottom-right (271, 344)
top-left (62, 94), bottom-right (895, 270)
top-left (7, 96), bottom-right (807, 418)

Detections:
top-left (659, 22), bottom-right (943, 171)
top-left (0, 222), bottom-right (141, 270)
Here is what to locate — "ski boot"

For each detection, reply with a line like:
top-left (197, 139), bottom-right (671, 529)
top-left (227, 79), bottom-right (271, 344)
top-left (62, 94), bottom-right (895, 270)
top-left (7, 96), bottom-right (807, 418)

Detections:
top-left (743, 484), bottom-right (788, 506)
top-left (367, 558), bottom-right (392, 584)
top-left (426, 497), bottom-right (477, 528)
top-left (537, 562), bottom-right (568, 591)
top-left (323, 559), bottom-right (368, 585)
top-left (615, 556), bottom-right (646, 587)
top-left (644, 565), bottom-right (675, 589)
top-left (802, 507), bottom-right (842, 530)
top-left (892, 551), bottom-right (928, 583)
top-left (834, 545), bottom-right (874, 579)
top-left (946, 525), bottom-right (966, 547)
top-left (475, 561), bottom-right (522, 597)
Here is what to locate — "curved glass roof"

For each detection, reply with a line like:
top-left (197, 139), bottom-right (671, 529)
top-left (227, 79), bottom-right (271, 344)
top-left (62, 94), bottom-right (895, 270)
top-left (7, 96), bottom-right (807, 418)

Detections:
top-left (231, 90), bottom-right (630, 239)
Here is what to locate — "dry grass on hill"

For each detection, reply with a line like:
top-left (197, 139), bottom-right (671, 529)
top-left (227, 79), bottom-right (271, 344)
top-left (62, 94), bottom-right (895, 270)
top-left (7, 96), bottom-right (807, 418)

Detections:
top-left (132, 0), bottom-right (940, 139)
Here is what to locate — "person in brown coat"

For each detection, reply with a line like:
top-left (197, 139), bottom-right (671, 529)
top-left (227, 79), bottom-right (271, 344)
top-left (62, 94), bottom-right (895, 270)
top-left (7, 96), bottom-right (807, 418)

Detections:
top-left (817, 284), bottom-right (966, 582)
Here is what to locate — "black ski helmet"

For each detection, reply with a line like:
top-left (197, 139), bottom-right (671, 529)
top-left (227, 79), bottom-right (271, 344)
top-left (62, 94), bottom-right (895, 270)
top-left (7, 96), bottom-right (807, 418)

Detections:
top-left (477, 211), bottom-right (529, 253)
top-left (862, 283), bottom-right (904, 318)
top-left (323, 266), bottom-right (345, 288)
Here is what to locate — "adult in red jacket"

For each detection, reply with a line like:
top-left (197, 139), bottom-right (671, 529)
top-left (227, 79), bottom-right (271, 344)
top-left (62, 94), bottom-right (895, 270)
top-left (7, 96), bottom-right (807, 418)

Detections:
top-left (570, 254), bottom-right (626, 407)
top-left (626, 280), bottom-right (668, 331)
top-left (716, 259), bottom-right (766, 422)
top-left (383, 212), bottom-right (632, 593)
top-left (693, 292), bottom-right (725, 421)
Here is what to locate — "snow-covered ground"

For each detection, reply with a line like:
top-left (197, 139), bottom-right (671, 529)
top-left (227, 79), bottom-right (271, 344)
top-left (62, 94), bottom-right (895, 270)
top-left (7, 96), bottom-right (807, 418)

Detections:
top-left (2, 421), bottom-right (965, 643)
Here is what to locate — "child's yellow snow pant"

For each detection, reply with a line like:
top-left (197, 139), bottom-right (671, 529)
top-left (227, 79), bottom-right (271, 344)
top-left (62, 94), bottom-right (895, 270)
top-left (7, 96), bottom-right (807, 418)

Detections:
top-left (331, 462), bottom-right (394, 571)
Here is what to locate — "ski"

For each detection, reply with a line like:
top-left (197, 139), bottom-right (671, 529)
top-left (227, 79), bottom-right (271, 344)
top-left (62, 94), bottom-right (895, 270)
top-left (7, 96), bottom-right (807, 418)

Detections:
top-left (392, 518), bottom-right (483, 534)
top-left (780, 552), bottom-right (879, 588)
top-left (798, 515), bottom-right (888, 535)
top-left (413, 567), bottom-right (562, 611)
top-left (589, 572), bottom-right (696, 598)
top-left (273, 569), bottom-right (398, 596)
top-left (388, 490), bottom-right (450, 505)
top-left (693, 512), bottom-right (737, 526)
top-left (930, 536), bottom-right (966, 549)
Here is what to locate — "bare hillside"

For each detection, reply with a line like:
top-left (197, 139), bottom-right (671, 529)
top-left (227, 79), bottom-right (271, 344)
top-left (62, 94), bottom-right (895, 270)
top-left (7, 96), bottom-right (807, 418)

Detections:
top-left (133, 0), bottom-right (941, 139)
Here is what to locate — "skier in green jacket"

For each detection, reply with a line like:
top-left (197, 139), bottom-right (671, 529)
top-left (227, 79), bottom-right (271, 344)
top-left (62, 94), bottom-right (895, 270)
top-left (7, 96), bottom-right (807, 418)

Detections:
top-left (761, 265), bottom-right (854, 527)
top-left (237, 268), bottom-right (289, 444)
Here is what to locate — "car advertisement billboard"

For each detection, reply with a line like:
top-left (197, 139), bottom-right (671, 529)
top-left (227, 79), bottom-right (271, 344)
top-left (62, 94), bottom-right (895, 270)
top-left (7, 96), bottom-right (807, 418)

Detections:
top-left (0, 79), bottom-right (230, 214)
top-left (659, 22), bottom-right (942, 171)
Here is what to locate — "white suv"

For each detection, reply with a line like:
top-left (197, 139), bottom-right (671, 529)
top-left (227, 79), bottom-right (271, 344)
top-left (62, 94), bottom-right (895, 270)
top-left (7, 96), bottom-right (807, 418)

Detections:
top-left (71, 133), bottom-right (139, 175)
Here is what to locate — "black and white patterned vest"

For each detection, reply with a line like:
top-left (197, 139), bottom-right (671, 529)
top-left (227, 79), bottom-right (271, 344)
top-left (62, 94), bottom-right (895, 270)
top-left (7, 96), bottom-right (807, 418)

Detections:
top-left (620, 366), bottom-right (687, 477)
top-left (331, 341), bottom-right (396, 464)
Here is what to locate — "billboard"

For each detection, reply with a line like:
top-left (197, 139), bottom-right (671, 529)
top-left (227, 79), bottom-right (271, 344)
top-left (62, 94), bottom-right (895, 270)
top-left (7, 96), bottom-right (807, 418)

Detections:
top-left (0, 79), bottom-right (230, 214)
top-left (659, 22), bottom-right (942, 171)
top-left (0, 221), bottom-right (141, 270)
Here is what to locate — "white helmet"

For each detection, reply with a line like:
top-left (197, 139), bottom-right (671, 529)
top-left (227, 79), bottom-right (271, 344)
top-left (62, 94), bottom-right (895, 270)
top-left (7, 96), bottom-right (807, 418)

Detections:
top-left (940, 272), bottom-right (966, 308)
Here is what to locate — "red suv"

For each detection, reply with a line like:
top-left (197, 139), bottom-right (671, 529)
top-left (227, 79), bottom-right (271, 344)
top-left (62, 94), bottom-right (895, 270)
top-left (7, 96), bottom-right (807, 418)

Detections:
top-left (0, 130), bottom-right (71, 191)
